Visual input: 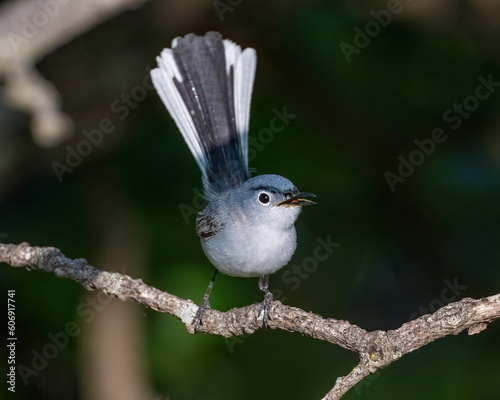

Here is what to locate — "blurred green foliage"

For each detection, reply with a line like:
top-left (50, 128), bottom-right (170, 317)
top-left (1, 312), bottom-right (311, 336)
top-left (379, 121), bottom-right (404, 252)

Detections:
top-left (1, 0), bottom-right (499, 399)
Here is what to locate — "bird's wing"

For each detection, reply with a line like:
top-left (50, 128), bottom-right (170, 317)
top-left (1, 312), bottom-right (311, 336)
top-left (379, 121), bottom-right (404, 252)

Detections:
top-left (195, 209), bottom-right (224, 239)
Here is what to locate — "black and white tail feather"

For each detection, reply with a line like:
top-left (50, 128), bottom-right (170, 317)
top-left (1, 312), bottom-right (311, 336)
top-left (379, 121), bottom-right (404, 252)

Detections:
top-left (151, 32), bottom-right (257, 201)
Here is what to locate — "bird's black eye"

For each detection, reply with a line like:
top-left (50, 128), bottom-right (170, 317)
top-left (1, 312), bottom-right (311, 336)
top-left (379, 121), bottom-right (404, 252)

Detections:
top-left (258, 192), bottom-right (270, 205)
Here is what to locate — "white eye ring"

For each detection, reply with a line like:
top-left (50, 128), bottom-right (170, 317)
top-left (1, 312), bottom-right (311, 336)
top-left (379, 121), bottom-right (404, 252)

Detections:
top-left (258, 191), bottom-right (271, 206)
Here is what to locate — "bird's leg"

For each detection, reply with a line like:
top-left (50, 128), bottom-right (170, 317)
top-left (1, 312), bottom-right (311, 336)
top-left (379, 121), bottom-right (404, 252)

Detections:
top-left (193, 268), bottom-right (218, 332)
top-left (258, 274), bottom-right (273, 329)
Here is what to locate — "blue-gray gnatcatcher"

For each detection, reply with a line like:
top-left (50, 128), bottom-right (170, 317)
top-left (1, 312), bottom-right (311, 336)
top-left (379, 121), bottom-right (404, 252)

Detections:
top-left (151, 31), bottom-right (315, 329)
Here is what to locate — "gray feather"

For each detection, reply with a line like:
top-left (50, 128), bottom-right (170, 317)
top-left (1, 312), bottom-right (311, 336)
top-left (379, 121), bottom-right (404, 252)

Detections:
top-left (151, 32), bottom-right (257, 200)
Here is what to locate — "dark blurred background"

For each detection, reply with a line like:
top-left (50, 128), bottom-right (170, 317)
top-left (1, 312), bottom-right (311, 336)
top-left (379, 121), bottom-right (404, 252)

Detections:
top-left (1, 0), bottom-right (500, 399)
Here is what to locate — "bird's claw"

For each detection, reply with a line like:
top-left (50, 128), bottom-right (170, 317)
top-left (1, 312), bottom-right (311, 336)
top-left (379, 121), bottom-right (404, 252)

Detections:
top-left (261, 291), bottom-right (273, 329)
top-left (193, 297), bottom-right (211, 332)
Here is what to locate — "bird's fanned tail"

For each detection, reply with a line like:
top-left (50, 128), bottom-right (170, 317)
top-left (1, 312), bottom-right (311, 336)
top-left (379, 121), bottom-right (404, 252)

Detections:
top-left (151, 31), bottom-right (257, 200)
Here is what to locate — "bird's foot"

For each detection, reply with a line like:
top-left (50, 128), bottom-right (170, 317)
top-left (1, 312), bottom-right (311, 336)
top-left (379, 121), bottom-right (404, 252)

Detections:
top-left (261, 290), bottom-right (273, 329)
top-left (193, 296), bottom-right (211, 332)
top-left (192, 268), bottom-right (218, 332)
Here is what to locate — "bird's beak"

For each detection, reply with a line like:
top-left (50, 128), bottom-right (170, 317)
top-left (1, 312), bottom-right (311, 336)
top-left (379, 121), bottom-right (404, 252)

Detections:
top-left (275, 192), bottom-right (316, 207)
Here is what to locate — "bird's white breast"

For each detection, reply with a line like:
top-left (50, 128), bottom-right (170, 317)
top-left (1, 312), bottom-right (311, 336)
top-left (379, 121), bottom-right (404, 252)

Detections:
top-left (201, 222), bottom-right (297, 278)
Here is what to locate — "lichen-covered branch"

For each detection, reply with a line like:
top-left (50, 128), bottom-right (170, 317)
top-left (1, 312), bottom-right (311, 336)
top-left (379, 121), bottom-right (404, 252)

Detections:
top-left (1, 242), bottom-right (499, 400)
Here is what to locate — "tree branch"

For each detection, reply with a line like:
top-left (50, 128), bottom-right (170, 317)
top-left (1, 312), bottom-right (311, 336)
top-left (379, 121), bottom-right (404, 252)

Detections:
top-left (0, 0), bottom-right (146, 146)
top-left (1, 242), bottom-right (499, 399)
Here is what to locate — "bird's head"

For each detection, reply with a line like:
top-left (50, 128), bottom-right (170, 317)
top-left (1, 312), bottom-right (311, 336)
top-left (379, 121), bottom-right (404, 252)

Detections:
top-left (229, 174), bottom-right (316, 229)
